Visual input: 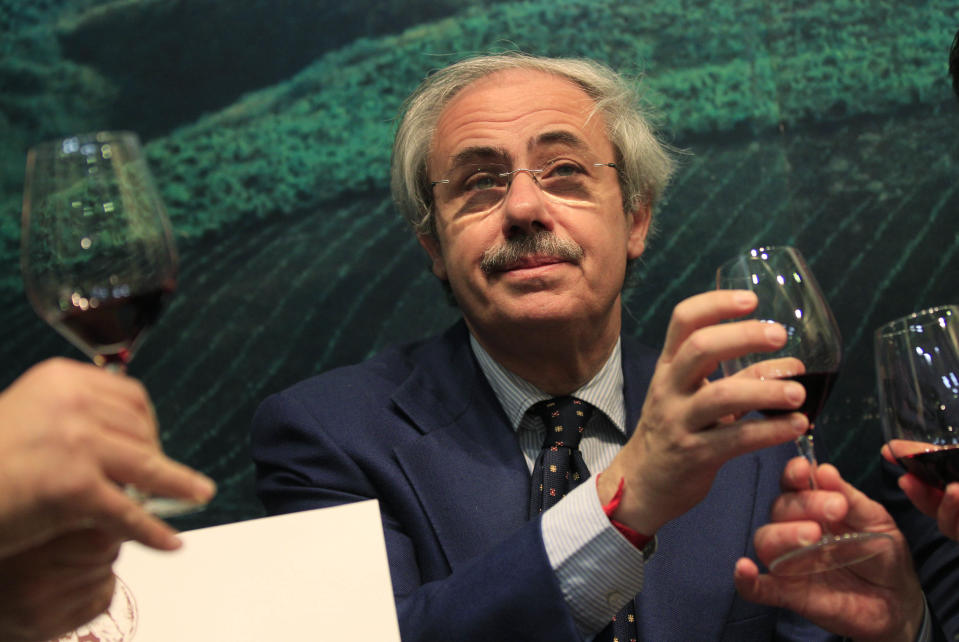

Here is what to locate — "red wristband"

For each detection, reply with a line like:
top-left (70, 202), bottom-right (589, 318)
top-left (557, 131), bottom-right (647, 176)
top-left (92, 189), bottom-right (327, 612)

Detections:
top-left (597, 474), bottom-right (653, 550)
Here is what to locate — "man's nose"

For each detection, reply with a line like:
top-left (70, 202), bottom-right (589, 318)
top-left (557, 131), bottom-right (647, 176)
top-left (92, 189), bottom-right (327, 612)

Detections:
top-left (501, 170), bottom-right (551, 237)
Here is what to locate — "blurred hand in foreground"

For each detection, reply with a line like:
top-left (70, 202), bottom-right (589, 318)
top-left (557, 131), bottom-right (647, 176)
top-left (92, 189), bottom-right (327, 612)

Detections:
top-left (0, 358), bottom-right (216, 641)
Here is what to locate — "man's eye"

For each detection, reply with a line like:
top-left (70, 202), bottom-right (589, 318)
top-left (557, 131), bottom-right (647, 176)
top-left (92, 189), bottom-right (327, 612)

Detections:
top-left (544, 160), bottom-right (584, 178)
top-left (464, 173), bottom-right (500, 191)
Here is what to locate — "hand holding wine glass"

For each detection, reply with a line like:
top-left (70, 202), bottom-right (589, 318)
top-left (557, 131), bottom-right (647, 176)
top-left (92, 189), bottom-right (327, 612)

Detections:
top-left (717, 246), bottom-right (892, 574)
top-left (876, 305), bottom-right (959, 539)
top-left (21, 131), bottom-right (205, 518)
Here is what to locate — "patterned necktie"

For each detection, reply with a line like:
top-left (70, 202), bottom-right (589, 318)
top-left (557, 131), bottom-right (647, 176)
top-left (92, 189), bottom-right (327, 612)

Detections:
top-left (528, 396), bottom-right (593, 516)
top-left (527, 396), bottom-right (638, 642)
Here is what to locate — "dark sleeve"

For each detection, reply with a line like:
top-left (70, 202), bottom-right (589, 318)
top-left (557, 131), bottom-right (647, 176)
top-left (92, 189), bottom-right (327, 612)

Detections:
top-left (876, 459), bottom-right (959, 641)
top-left (250, 389), bottom-right (584, 642)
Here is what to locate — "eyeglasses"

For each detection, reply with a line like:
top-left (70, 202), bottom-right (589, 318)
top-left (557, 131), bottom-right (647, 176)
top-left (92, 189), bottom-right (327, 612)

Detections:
top-left (430, 156), bottom-right (618, 214)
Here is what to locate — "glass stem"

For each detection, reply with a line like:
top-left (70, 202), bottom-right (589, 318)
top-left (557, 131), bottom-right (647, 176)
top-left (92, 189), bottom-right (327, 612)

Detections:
top-left (795, 428), bottom-right (818, 490)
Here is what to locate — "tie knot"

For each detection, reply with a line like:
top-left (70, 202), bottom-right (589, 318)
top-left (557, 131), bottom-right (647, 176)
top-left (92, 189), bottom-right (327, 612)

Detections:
top-left (534, 396), bottom-right (593, 449)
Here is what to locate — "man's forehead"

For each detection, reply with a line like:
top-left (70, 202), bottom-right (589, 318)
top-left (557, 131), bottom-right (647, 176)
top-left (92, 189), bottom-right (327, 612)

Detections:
top-left (443, 130), bottom-right (594, 166)
top-left (430, 70), bottom-right (610, 167)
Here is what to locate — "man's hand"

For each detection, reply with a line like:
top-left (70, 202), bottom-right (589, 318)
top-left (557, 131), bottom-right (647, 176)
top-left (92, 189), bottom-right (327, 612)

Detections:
top-left (0, 358), bottom-right (216, 556)
top-left (0, 529), bottom-right (121, 642)
top-left (600, 290), bottom-right (810, 535)
top-left (0, 358), bottom-right (216, 638)
top-left (734, 457), bottom-right (924, 642)
top-left (882, 443), bottom-right (959, 541)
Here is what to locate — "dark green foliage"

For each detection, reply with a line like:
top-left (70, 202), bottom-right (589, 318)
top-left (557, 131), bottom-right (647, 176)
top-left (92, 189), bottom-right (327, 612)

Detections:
top-left (140, 0), bottom-right (956, 242)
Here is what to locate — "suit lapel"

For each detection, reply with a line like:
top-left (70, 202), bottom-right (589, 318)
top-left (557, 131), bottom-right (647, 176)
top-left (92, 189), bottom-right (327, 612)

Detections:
top-left (391, 323), bottom-right (531, 568)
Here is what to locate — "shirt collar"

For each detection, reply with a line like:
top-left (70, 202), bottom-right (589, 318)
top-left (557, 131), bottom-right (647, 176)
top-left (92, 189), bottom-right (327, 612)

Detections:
top-left (469, 334), bottom-right (626, 436)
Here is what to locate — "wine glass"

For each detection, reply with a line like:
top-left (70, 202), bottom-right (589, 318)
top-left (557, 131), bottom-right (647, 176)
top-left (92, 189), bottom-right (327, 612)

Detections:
top-left (21, 131), bottom-right (201, 518)
top-left (717, 246), bottom-right (892, 575)
top-left (875, 306), bottom-right (959, 488)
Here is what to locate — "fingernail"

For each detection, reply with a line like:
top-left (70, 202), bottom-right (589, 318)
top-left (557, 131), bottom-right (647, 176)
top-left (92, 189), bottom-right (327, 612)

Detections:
top-left (734, 291), bottom-right (757, 306)
top-left (195, 476), bottom-right (217, 499)
top-left (785, 382), bottom-right (805, 405)
top-left (764, 323), bottom-right (787, 344)
top-left (797, 524), bottom-right (819, 547)
top-left (824, 497), bottom-right (844, 521)
top-left (790, 413), bottom-right (808, 433)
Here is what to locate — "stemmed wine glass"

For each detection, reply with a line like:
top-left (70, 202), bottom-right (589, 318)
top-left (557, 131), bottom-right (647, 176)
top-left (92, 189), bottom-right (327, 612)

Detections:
top-left (875, 306), bottom-right (959, 488)
top-left (21, 131), bottom-right (201, 518)
top-left (717, 246), bottom-right (892, 575)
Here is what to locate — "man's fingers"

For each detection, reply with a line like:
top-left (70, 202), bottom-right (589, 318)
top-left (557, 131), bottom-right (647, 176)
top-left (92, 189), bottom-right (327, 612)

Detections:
top-left (670, 320), bottom-right (789, 389)
top-left (89, 426), bottom-right (216, 505)
top-left (25, 359), bottom-right (159, 446)
top-left (938, 484), bottom-right (959, 539)
top-left (753, 521), bottom-right (824, 562)
top-left (661, 290), bottom-right (759, 360)
top-left (0, 565), bottom-right (116, 642)
top-left (694, 414), bottom-right (808, 465)
top-left (81, 482), bottom-right (183, 551)
top-left (813, 463), bottom-right (896, 535)
top-left (773, 460), bottom-right (901, 548)
top-left (733, 557), bottom-right (787, 608)
top-left (880, 444), bottom-right (896, 465)
top-left (897, 474), bottom-right (942, 518)
top-left (36, 529), bottom-right (121, 568)
top-left (734, 357), bottom-right (806, 381)
top-left (769, 488), bottom-right (848, 525)
top-left (687, 376), bottom-right (806, 429)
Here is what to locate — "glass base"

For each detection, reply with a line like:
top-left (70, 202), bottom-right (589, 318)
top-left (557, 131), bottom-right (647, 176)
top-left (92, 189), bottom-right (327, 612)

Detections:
top-left (769, 531), bottom-right (895, 576)
top-left (124, 485), bottom-right (207, 519)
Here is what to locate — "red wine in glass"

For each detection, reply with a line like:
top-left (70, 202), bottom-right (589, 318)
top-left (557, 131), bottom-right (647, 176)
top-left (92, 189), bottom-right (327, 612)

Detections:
top-left (51, 282), bottom-right (176, 369)
top-left (898, 446), bottom-right (959, 489)
top-left (761, 371), bottom-right (838, 421)
top-left (718, 246), bottom-right (892, 575)
top-left (21, 131), bottom-right (200, 518)
top-left (876, 305), bottom-right (959, 490)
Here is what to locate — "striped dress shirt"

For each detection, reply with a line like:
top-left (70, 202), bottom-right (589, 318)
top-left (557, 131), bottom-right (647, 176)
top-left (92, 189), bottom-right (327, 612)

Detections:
top-left (470, 335), bottom-right (648, 637)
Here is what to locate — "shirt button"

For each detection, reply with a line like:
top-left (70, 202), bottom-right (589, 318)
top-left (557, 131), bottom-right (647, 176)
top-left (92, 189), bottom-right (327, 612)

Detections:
top-left (606, 590), bottom-right (625, 607)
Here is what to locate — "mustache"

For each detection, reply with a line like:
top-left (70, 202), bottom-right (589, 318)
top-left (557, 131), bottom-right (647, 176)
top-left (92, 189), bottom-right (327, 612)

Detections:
top-left (480, 233), bottom-right (584, 274)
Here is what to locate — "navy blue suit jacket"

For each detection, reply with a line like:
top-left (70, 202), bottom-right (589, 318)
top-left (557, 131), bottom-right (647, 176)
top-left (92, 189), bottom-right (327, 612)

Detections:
top-left (252, 322), bottom-right (959, 641)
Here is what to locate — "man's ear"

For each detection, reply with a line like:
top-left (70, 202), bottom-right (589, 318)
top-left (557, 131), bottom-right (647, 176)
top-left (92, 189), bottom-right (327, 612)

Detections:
top-left (626, 203), bottom-right (652, 260)
top-left (417, 234), bottom-right (448, 280)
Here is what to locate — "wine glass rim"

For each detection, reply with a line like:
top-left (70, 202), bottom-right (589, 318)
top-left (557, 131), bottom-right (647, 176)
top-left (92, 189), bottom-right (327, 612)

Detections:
top-left (716, 245), bottom-right (811, 286)
top-left (28, 131), bottom-right (142, 154)
top-left (717, 245), bottom-right (804, 267)
top-left (875, 304), bottom-right (959, 337)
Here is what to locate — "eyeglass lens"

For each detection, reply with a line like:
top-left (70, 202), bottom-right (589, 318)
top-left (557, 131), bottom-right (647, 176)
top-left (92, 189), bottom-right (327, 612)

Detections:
top-left (432, 156), bottom-right (616, 214)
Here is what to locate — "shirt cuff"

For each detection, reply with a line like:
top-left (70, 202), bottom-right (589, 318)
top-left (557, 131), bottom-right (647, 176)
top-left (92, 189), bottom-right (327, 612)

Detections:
top-left (541, 478), bottom-right (650, 636)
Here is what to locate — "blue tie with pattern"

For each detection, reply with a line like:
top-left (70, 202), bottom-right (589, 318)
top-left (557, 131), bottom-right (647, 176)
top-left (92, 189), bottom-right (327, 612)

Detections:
top-left (528, 396), bottom-right (638, 642)
top-left (528, 396), bottom-right (592, 515)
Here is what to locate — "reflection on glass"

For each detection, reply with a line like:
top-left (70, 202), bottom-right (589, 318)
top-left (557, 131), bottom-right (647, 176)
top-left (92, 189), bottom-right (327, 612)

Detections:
top-left (876, 305), bottom-right (959, 489)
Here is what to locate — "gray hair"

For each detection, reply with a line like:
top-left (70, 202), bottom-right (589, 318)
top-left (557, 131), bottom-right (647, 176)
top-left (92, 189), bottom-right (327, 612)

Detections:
top-left (390, 53), bottom-right (677, 238)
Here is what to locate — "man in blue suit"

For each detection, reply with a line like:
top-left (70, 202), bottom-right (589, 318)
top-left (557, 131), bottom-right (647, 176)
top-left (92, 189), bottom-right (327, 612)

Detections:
top-left (252, 54), bottom-right (959, 641)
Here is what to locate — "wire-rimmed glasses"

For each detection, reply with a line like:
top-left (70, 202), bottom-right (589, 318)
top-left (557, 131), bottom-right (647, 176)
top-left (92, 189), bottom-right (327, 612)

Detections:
top-left (430, 155), bottom-right (618, 215)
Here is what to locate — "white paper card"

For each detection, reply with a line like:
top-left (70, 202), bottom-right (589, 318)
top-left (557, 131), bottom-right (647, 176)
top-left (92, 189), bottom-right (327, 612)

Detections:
top-left (64, 500), bottom-right (400, 641)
